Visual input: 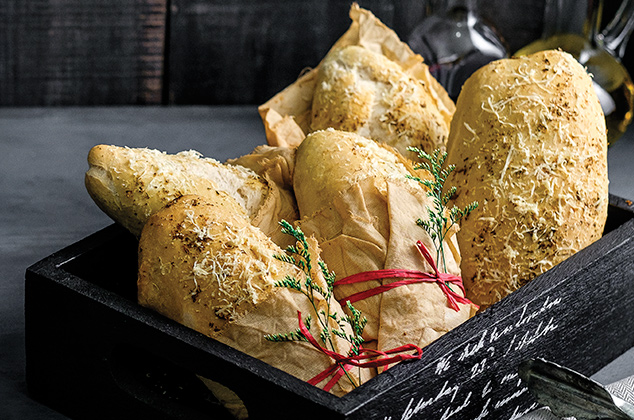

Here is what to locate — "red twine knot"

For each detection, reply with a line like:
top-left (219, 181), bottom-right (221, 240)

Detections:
top-left (334, 240), bottom-right (478, 312)
top-left (297, 311), bottom-right (422, 392)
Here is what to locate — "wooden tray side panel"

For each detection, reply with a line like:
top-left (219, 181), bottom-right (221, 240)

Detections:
top-left (24, 199), bottom-right (634, 420)
top-left (344, 219), bottom-right (634, 419)
top-left (25, 227), bottom-right (343, 420)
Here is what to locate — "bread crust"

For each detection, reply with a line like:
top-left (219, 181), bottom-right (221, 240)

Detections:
top-left (294, 129), bottom-right (420, 218)
top-left (258, 4), bottom-right (455, 149)
top-left (446, 50), bottom-right (609, 308)
top-left (138, 193), bottom-right (372, 396)
top-left (294, 129), bottom-right (472, 350)
top-left (137, 194), bottom-right (282, 335)
top-left (85, 145), bottom-right (283, 239)
top-left (311, 45), bottom-right (450, 156)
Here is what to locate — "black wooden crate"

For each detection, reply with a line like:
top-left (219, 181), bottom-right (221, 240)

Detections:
top-left (25, 195), bottom-right (634, 420)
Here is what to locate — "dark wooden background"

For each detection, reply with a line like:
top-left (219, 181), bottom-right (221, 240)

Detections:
top-left (1, 0), bottom-right (631, 106)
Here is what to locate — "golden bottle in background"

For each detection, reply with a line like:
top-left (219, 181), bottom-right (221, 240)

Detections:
top-left (515, 0), bottom-right (634, 145)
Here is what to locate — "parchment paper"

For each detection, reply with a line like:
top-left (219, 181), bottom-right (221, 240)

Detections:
top-left (257, 3), bottom-right (455, 148)
top-left (299, 176), bottom-right (473, 354)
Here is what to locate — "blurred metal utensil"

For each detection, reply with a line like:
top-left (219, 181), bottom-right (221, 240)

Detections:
top-left (519, 358), bottom-right (634, 420)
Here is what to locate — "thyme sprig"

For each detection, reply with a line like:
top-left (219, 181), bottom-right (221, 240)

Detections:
top-left (407, 147), bottom-right (478, 272)
top-left (265, 220), bottom-right (367, 386)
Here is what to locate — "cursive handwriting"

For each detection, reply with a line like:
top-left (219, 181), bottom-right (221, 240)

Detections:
top-left (505, 316), bottom-right (558, 355)
top-left (500, 372), bottom-right (518, 384)
top-left (391, 293), bottom-right (562, 420)
top-left (474, 398), bottom-right (491, 420)
top-left (508, 403), bottom-right (540, 420)
top-left (515, 296), bottom-right (562, 328)
top-left (440, 392), bottom-right (472, 420)
top-left (400, 381), bottom-right (460, 420)
top-left (481, 381), bottom-right (492, 398)
top-left (494, 387), bottom-right (527, 409)
top-left (458, 330), bottom-right (487, 362)
top-left (435, 355), bottom-right (452, 375)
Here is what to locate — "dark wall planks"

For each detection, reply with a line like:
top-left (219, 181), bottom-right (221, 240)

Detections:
top-left (166, 0), bottom-right (422, 104)
top-left (1, 0), bottom-right (551, 106)
top-left (166, 0), bottom-right (547, 105)
top-left (0, 0), bottom-right (166, 106)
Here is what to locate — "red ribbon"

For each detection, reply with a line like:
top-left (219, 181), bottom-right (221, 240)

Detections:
top-left (297, 312), bottom-right (422, 392)
top-left (334, 240), bottom-right (477, 312)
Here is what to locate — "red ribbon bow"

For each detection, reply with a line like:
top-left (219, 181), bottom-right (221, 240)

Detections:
top-left (334, 240), bottom-right (477, 312)
top-left (297, 312), bottom-right (422, 392)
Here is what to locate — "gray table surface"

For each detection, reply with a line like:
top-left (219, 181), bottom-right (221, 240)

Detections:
top-left (1, 106), bottom-right (634, 419)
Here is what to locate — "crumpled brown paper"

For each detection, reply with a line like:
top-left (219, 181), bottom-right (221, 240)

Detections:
top-left (227, 145), bottom-right (296, 192)
top-left (299, 176), bottom-right (473, 353)
top-left (258, 3), bottom-right (455, 148)
top-left (138, 194), bottom-right (374, 398)
top-left (228, 145), bottom-right (298, 248)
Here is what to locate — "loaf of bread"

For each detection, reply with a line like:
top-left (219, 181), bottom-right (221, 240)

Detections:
top-left (137, 193), bottom-right (372, 396)
top-left (258, 3), bottom-right (454, 150)
top-left (85, 144), bottom-right (297, 245)
top-left (311, 45), bottom-right (451, 156)
top-left (294, 129), bottom-right (472, 352)
top-left (294, 128), bottom-right (422, 218)
top-left (446, 50), bottom-right (609, 309)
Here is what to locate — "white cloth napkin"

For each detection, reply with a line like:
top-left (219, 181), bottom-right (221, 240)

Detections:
top-left (519, 374), bottom-right (634, 419)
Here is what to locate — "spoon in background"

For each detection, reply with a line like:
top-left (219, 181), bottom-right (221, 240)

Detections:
top-left (519, 358), bottom-right (634, 420)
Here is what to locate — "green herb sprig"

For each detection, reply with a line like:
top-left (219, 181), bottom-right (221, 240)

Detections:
top-left (265, 220), bottom-right (367, 386)
top-left (407, 147), bottom-right (478, 272)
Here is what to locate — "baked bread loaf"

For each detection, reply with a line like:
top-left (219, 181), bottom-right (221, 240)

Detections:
top-left (138, 193), bottom-right (372, 396)
top-left (446, 50), bottom-right (609, 309)
top-left (311, 45), bottom-right (451, 156)
top-left (258, 3), bottom-right (454, 150)
top-left (294, 129), bottom-right (472, 352)
top-left (294, 128), bottom-right (422, 218)
top-left (85, 144), bottom-right (297, 245)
